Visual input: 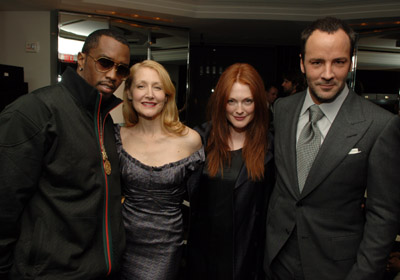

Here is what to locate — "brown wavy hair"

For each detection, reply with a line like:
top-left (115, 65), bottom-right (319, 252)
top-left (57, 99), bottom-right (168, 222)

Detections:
top-left (206, 63), bottom-right (269, 181)
top-left (122, 60), bottom-right (186, 135)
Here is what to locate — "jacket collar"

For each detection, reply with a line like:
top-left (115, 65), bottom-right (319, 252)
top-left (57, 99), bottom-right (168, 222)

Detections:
top-left (300, 90), bottom-right (371, 198)
top-left (60, 67), bottom-right (122, 115)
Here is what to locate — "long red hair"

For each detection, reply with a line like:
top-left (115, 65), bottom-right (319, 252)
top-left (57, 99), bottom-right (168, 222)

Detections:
top-left (206, 63), bottom-right (269, 181)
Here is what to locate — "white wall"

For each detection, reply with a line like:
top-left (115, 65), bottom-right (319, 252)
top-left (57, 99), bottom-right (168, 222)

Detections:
top-left (110, 82), bottom-right (125, 124)
top-left (0, 11), bottom-right (51, 92)
top-left (357, 50), bottom-right (400, 71)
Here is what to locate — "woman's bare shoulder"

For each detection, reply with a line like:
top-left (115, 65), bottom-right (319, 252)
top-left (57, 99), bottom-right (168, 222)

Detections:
top-left (179, 126), bottom-right (202, 152)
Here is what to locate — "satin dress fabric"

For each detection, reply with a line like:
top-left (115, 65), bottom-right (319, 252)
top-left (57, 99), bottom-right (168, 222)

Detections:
top-left (114, 126), bottom-right (205, 280)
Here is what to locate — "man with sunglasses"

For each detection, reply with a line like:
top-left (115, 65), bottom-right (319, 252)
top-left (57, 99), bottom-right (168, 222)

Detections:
top-left (0, 29), bottom-right (130, 279)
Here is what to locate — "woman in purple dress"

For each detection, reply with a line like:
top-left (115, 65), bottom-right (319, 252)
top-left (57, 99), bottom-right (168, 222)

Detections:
top-left (115, 60), bottom-right (204, 280)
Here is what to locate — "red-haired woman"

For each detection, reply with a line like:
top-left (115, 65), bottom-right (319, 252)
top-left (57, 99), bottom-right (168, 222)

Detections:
top-left (187, 63), bottom-right (274, 279)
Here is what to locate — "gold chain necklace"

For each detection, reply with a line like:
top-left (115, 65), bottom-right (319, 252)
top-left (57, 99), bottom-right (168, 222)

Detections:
top-left (100, 115), bottom-right (111, 175)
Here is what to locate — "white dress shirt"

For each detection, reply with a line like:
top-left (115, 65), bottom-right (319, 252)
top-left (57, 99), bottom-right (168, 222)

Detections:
top-left (296, 85), bottom-right (349, 144)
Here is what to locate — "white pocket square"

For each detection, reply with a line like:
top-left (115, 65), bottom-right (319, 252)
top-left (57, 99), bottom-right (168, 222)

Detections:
top-left (348, 148), bottom-right (362, 155)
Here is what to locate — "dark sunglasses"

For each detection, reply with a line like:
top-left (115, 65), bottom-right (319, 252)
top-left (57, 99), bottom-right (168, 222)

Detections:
top-left (86, 54), bottom-right (130, 80)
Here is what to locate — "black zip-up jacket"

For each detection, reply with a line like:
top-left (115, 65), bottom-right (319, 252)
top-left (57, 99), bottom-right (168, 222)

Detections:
top-left (0, 67), bottom-right (125, 279)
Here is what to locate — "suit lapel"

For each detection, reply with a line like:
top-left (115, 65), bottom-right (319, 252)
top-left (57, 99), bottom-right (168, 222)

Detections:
top-left (300, 90), bottom-right (372, 198)
top-left (277, 92), bottom-right (305, 198)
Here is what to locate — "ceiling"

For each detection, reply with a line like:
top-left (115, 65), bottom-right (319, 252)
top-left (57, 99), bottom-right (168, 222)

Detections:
top-left (1, 0), bottom-right (400, 69)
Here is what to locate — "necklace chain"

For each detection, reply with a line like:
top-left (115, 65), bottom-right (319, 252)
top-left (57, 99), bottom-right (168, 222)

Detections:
top-left (99, 115), bottom-right (111, 175)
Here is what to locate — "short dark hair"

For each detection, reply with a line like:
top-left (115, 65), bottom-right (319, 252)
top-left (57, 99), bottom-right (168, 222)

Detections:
top-left (282, 70), bottom-right (306, 92)
top-left (265, 83), bottom-right (278, 92)
top-left (300, 17), bottom-right (356, 59)
top-left (81, 29), bottom-right (129, 53)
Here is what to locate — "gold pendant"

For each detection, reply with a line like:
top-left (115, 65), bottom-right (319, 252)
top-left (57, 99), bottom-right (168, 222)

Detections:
top-left (104, 159), bottom-right (112, 175)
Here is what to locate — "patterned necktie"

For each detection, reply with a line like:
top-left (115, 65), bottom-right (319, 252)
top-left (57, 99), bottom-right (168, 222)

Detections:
top-left (296, 104), bottom-right (324, 192)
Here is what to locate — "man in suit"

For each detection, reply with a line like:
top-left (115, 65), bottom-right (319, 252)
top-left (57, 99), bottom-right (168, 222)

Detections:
top-left (264, 17), bottom-right (400, 280)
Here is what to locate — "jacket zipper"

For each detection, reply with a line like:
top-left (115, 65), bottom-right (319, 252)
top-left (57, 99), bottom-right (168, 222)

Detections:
top-left (95, 93), bottom-right (113, 276)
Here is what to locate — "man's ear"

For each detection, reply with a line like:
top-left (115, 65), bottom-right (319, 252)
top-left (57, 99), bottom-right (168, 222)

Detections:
top-left (299, 54), bottom-right (305, 74)
top-left (77, 52), bottom-right (86, 71)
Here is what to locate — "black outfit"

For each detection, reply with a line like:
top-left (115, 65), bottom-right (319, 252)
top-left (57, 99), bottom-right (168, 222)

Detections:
top-left (196, 148), bottom-right (242, 279)
top-left (187, 122), bottom-right (274, 280)
top-left (0, 67), bottom-right (125, 279)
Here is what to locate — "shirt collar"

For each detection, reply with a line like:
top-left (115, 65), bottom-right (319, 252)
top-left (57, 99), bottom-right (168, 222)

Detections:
top-left (300, 84), bottom-right (349, 123)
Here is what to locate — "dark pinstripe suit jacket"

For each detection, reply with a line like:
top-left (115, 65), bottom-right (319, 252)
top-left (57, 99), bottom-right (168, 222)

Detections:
top-left (264, 89), bottom-right (400, 280)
